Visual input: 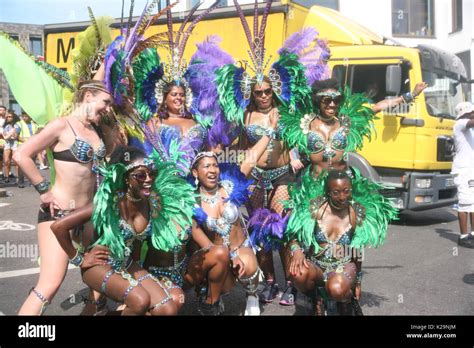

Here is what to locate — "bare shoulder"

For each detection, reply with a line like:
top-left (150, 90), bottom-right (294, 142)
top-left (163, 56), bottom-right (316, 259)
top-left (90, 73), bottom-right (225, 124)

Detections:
top-left (43, 117), bottom-right (69, 133)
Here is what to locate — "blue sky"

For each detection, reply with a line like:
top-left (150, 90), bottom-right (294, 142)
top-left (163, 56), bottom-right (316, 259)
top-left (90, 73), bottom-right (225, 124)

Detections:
top-left (0, 0), bottom-right (152, 25)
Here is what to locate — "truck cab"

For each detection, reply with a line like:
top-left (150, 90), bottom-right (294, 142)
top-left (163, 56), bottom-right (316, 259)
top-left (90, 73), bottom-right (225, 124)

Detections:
top-left (305, 5), bottom-right (469, 210)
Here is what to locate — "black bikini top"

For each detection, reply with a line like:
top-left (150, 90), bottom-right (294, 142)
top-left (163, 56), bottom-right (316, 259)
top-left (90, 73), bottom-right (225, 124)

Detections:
top-left (53, 120), bottom-right (106, 164)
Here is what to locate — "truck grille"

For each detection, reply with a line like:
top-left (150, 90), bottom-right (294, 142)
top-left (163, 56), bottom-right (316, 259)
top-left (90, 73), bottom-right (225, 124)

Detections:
top-left (378, 188), bottom-right (400, 198)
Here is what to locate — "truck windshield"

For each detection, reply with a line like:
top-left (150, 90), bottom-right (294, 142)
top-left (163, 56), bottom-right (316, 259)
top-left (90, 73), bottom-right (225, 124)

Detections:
top-left (422, 70), bottom-right (465, 120)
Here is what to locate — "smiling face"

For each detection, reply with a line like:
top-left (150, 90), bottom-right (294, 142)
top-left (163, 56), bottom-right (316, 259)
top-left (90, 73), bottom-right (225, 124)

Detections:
top-left (192, 156), bottom-right (220, 191)
top-left (165, 85), bottom-right (185, 115)
top-left (253, 81), bottom-right (273, 111)
top-left (327, 177), bottom-right (352, 210)
top-left (127, 164), bottom-right (156, 198)
top-left (317, 88), bottom-right (342, 119)
top-left (85, 90), bottom-right (113, 125)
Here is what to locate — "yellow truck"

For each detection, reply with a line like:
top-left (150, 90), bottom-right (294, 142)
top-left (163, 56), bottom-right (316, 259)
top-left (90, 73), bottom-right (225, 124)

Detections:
top-left (44, 1), bottom-right (470, 210)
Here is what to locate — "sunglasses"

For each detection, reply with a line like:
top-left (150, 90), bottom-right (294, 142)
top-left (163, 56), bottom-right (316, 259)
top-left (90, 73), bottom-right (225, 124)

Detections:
top-left (130, 170), bottom-right (157, 182)
top-left (253, 88), bottom-right (273, 97)
top-left (320, 95), bottom-right (343, 106)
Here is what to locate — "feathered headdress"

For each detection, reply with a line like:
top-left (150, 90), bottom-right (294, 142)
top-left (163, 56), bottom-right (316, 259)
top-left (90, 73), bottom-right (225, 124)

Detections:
top-left (104, 0), bottom-right (174, 106)
top-left (153, 0), bottom-right (222, 110)
top-left (216, 0), bottom-right (330, 125)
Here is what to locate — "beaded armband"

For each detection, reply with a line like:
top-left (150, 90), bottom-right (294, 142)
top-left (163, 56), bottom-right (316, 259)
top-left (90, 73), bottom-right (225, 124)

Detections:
top-left (34, 180), bottom-right (50, 195)
top-left (264, 128), bottom-right (277, 140)
top-left (69, 249), bottom-right (84, 267)
top-left (289, 243), bottom-right (304, 257)
top-left (401, 92), bottom-right (414, 104)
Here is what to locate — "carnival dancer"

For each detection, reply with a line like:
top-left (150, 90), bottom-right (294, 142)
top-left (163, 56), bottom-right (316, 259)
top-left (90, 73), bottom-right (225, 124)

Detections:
top-left (13, 79), bottom-right (112, 315)
top-left (50, 145), bottom-right (194, 315)
top-left (281, 77), bottom-right (428, 178)
top-left (216, 0), bottom-right (330, 306)
top-left (182, 108), bottom-right (282, 315)
top-left (119, 0), bottom-right (228, 177)
top-left (0, 12), bottom-right (129, 314)
top-left (285, 169), bottom-right (397, 315)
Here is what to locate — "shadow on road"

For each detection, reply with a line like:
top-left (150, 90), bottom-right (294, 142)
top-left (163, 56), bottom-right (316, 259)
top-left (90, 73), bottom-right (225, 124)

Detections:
top-left (363, 265), bottom-right (403, 271)
top-left (462, 273), bottom-right (474, 285)
top-left (434, 228), bottom-right (458, 243)
top-left (360, 291), bottom-right (389, 308)
top-left (59, 287), bottom-right (89, 311)
top-left (393, 208), bottom-right (457, 227)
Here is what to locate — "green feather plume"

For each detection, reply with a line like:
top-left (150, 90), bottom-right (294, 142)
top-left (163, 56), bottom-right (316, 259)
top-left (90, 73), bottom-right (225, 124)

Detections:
top-left (350, 168), bottom-right (398, 248)
top-left (147, 150), bottom-right (196, 252)
top-left (284, 167), bottom-right (324, 251)
top-left (279, 102), bottom-right (312, 156)
top-left (285, 168), bottom-right (398, 253)
top-left (132, 48), bottom-right (161, 122)
top-left (70, 15), bottom-right (113, 87)
top-left (273, 51), bottom-right (313, 112)
top-left (338, 87), bottom-right (377, 153)
top-left (216, 64), bottom-right (246, 125)
top-left (92, 163), bottom-right (127, 260)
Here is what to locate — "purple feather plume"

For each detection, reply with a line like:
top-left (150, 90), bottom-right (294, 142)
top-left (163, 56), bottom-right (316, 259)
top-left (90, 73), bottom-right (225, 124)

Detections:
top-left (178, 0), bottom-right (221, 59)
top-left (258, 0), bottom-right (272, 49)
top-left (124, 1), bottom-right (149, 55)
top-left (185, 35), bottom-right (238, 147)
top-left (218, 163), bottom-right (253, 206)
top-left (279, 27), bottom-right (318, 55)
top-left (279, 27), bottom-right (331, 85)
top-left (234, 0), bottom-right (254, 51)
top-left (248, 208), bottom-right (289, 251)
top-left (193, 207), bottom-right (208, 227)
top-left (175, 1), bottom-right (202, 47)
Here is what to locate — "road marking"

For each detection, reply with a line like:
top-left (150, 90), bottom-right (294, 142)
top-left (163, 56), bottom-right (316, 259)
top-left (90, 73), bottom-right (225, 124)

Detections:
top-left (0, 220), bottom-right (35, 231)
top-left (0, 203), bottom-right (11, 207)
top-left (0, 264), bottom-right (77, 279)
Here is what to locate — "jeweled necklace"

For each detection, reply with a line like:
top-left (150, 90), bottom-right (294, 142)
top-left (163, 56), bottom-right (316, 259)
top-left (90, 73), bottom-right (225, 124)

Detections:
top-left (257, 106), bottom-right (273, 114)
top-left (317, 113), bottom-right (337, 123)
top-left (200, 186), bottom-right (221, 207)
top-left (126, 191), bottom-right (142, 202)
top-left (329, 198), bottom-right (346, 211)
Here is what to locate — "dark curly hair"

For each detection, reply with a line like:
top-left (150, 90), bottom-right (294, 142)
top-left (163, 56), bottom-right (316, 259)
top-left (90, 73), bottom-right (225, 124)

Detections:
top-left (108, 145), bottom-right (145, 167)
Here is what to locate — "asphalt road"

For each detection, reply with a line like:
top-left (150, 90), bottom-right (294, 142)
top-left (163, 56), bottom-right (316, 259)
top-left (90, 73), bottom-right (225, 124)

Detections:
top-left (0, 173), bottom-right (473, 316)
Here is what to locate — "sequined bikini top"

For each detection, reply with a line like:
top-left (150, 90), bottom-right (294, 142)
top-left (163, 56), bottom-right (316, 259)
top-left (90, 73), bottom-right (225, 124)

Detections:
top-left (107, 218), bottom-right (152, 270)
top-left (301, 113), bottom-right (350, 159)
top-left (314, 222), bottom-right (353, 246)
top-left (159, 123), bottom-right (207, 147)
top-left (244, 123), bottom-right (283, 144)
top-left (53, 120), bottom-right (106, 164)
top-left (201, 181), bottom-right (240, 247)
top-left (119, 218), bottom-right (152, 244)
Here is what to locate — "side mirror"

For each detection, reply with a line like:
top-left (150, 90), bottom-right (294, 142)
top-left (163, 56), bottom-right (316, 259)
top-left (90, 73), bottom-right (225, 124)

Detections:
top-left (386, 65), bottom-right (402, 95)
